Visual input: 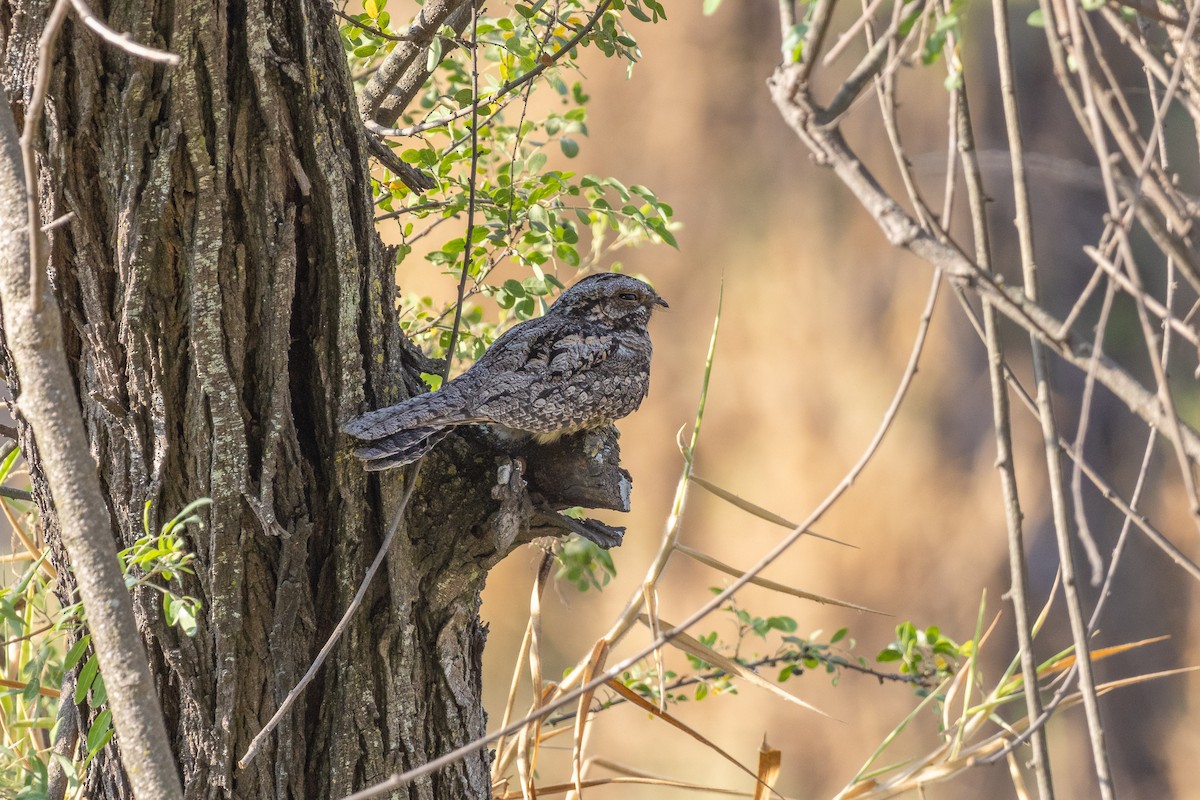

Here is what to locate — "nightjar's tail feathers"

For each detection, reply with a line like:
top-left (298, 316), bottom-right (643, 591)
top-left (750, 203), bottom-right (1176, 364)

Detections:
top-left (355, 426), bottom-right (454, 471)
top-left (340, 389), bottom-right (466, 440)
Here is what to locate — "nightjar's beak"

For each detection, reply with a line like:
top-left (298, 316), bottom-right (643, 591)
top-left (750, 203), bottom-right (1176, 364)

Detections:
top-left (653, 294), bottom-right (669, 309)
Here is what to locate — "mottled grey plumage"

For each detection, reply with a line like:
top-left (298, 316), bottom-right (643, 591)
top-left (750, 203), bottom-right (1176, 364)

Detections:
top-left (342, 273), bottom-right (668, 470)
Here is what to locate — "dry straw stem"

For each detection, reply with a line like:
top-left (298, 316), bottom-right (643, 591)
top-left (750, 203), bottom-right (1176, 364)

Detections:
top-left (753, 738), bottom-right (782, 800)
top-left (490, 556), bottom-right (548, 782)
top-left (835, 635), bottom-right (1195, 799)
top-left (1, 498), bottom-right (55, 580)
top-left (569, 640), bottom-right (609, 797)
top-left (603, 679), bottom-right (783, 798)
top-left (688, 475), bottom-right (854, 548)
top-left (516, 553), bottom-right (554, 800)
top-left (674, 543), bottom-right (880, 613)
top-left (0, 676), bottom-right (59, 699)
top-left (496, 775), bottom-right (758, 799)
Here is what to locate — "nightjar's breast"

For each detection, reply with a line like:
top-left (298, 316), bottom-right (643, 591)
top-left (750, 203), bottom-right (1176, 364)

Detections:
top-left (473, 324), bottom-right (654, 435)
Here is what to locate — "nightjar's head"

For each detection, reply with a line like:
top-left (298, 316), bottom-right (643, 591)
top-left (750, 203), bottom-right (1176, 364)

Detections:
top-left (551, 273), bottom-right (668, 329)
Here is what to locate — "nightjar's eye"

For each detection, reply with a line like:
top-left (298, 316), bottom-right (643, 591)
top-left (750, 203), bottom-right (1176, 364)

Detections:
top-left (618, 292), bottom-right (638, 301)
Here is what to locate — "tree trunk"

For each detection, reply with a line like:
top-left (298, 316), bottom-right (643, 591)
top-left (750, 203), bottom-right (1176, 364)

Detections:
top-left (0, 2), bottom-right (618, 797)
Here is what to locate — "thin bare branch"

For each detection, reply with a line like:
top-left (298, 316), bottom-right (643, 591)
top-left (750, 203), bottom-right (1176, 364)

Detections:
top-left (67, 0), bottom-right (181, 64)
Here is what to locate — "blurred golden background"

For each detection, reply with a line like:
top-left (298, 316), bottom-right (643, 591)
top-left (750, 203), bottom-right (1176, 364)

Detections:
top-left (470, 2), bottom-right (1200, 798)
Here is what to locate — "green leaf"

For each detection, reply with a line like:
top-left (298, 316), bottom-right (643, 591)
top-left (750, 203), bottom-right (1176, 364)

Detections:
top-left (86, 709), bottom-right (113, 755)
top-left (560, 138), bottom-right (579, 158)
top-left (555, 243), bottom-right (580, 266)
top-left (15, 553), bottom-right (48, 594)
top-left (830, 627), bottom-right (848, 644)
top-left (22, 673), bottom-right (41, 703)
top-left (426, 37), bottom-right (443, 72)
top-left (781, 24), bottom-right (805, 63)
top-left (75, 655), bottom-right (100, 704)
top-left (90, 674), bottom-right (107, 708)
top-left (528, 204), bottom-right (550, 229)
top-left (648, 219), bottom-right (678, 249)
top-left (1027, 8), bottom-right (1045, 27)
top-left (0, 444), bottom-right (22, 483)
top-left (702, 0), bottom-right (723, 14)
top-left (64, 635), bottom-right (92, 670)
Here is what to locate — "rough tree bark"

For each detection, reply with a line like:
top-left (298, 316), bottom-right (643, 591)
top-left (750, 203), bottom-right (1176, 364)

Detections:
top-left (0, 1), bottom-right (623, 797)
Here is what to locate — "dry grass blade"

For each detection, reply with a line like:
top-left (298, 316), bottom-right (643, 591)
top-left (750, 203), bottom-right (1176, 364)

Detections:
top-left (1006, 751), bottom-right (1032, 800)
top-left (571, 640), bottom-right (609, 797)
top-left (495, 775), bottom-right (755, 799)
top-left (517, 557), bottom-right (556, 800)
top-left (642, 582), bottom-right (667, 712)
top-left (0, 498), bottom-right (55, 580)
top-left (494, 556), bottom-right (553, 782)
top-left (753, 737), bottom-right (782, 800)
top-left (604, 679), bottom-right (782, 798)
top-left (1030, 566), bottom-right (1061, 638)
top-left (838, 659), bottom-right (1200, 798)
top-left (690, 475), bottom-right (855, 548)
top-left (1040, 635), bottom-right (1169, 676)
top-left (518, 683), bottom-right (558, 800)
top-left (492, 620), bottom-right (535, 782)
top-left (641, 616), bottom-right (832, 719)
top-left (0, 677), bottom-right (59, 698)
top-left (529, 555), bottom-right (552, 699)
top-left (675, 543), bottom-right (883, 614)
top-left (1083, 665), bottom-right (1200, 698)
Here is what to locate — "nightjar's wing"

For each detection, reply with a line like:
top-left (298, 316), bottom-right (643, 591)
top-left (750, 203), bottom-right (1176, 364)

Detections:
top-left (466, 318), bottom-right (652, 434)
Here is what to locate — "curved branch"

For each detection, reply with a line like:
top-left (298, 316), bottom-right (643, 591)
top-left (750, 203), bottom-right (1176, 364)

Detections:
top-left (768, 63), bottom-right (1200, 462)
top-left (0, 85), bottom-right (183, 800)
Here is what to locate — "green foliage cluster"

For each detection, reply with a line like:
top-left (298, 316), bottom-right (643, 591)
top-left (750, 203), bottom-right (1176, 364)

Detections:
top-left (609, 592), bottom-right (971, 711)
top-left (340, 0), bottom-right (678, 367)
top-left (0, 455), bottom-right (204, 800)
top-left (554, 531), bottom-right (617, 592)
top-left (875, 620), bottom-right (967, 688)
